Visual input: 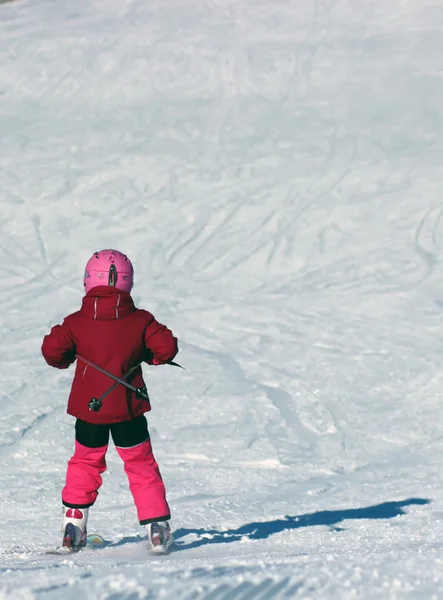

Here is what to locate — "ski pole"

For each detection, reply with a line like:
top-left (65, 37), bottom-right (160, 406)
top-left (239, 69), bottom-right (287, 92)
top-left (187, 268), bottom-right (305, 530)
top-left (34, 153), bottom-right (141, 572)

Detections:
top-left (88, 361), bottom-right (145, 412)
top-left (169, 360), bottom-right (185, 369)
top-left (76, 355), bottom-right (150, 406)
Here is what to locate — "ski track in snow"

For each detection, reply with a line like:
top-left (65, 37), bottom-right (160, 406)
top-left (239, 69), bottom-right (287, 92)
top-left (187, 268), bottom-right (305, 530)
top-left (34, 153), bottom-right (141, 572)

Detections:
top-left (1, 0), bottom-right (443, 598)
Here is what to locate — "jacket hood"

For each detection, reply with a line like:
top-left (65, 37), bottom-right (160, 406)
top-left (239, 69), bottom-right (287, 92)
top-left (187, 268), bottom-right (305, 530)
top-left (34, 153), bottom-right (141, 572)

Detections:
top-left (80, 286), bottom-right (136, 321)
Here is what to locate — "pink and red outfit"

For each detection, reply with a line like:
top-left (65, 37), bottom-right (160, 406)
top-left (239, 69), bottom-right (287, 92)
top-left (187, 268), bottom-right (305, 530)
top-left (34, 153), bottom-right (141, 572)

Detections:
top-left (41, 286), bottom-right (178, 524)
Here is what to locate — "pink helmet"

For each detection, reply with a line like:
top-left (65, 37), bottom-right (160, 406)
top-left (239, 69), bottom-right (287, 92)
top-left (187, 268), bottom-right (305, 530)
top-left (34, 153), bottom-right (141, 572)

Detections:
top-left (84, 249), bottom-right (134, 294)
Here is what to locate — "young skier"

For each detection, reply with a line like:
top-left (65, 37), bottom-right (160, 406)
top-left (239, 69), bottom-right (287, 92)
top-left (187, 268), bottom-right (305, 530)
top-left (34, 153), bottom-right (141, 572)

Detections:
top-left (41, 249), bottom-right (178, 553)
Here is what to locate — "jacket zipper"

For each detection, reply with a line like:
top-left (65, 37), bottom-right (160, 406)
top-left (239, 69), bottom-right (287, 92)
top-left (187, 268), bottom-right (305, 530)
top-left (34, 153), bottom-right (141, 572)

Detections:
top-left (116, 293), bottom-right (121, 320)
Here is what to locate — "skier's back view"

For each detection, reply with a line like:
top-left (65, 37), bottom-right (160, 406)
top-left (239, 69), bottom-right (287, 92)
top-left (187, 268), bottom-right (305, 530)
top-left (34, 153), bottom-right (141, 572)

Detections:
top-left (42, 249), bottom-right (178, 554)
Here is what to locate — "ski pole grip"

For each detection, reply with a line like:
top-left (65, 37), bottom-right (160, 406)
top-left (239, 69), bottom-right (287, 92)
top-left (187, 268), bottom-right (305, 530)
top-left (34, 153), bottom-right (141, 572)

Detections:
top-left (135, 386), bottom-right (149, 400)
top-left (88, 398), bottom-right (102, 412)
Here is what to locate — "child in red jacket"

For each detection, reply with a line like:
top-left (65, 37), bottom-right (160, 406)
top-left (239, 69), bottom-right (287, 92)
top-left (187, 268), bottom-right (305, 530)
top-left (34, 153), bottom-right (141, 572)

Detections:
top-left (42, 249), bottom-right (178, 553)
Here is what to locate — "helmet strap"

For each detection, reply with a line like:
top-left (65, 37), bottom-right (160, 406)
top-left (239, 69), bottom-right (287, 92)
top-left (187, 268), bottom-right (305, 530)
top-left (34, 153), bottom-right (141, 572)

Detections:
top-left (108, 264), bottom-right (117, 287)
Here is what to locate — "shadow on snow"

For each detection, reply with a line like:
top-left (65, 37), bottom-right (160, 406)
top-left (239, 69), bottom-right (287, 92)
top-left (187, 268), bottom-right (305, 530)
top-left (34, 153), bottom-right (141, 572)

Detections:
top-left (171, 498), bottom-right (430, 551)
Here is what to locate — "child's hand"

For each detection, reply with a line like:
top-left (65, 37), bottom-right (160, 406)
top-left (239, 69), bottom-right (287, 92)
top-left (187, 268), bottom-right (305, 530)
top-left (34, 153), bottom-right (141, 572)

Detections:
top-left (143, 348), bottom-right (154, 363)
top-left (143, 349), bottom-right (163, 365)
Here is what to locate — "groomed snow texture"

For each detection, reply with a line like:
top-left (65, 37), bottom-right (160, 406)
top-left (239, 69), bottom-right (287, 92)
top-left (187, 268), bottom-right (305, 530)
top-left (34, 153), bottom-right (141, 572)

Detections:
top-left (1, 0), bottom-right (443, 598)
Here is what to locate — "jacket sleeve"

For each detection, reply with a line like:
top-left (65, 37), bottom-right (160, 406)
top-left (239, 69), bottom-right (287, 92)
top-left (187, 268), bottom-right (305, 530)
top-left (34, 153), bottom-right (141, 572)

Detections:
top-left (144, 314), bottom-right (178, 364)
top-left (41, 322), bottom-right (76, 369)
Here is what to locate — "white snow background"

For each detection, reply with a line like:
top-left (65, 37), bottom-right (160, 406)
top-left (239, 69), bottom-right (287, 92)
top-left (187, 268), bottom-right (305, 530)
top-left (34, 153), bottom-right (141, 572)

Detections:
top-left (1, 0), bottom-right (443, 597)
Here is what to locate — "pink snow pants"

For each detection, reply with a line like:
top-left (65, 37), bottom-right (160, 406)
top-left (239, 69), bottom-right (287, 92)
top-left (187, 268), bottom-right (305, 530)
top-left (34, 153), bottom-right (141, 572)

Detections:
top-left (62, 426), bottom-right (170, 524)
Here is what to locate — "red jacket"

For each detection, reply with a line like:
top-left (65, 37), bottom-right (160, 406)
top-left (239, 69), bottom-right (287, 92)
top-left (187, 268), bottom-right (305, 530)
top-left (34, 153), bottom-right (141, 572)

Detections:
top-left (41, 286), bottom-right (178, 424)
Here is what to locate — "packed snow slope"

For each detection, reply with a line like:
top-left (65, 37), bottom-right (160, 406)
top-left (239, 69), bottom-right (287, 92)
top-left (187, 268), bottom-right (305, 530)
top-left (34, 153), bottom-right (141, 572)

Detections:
top-left (1, 0), bottom-right (443, 598)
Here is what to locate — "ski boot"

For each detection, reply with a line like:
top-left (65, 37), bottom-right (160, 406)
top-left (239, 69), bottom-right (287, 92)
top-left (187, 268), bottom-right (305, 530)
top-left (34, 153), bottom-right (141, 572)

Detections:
top-left (145, 521), bottom-right (173, 554)
top-left (61, 506), bottom-right (89, 551)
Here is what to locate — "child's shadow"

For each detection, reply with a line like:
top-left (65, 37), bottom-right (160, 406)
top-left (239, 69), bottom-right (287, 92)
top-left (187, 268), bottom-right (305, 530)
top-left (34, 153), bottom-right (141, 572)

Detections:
top-left (172, 497), bottom-right (430, 551)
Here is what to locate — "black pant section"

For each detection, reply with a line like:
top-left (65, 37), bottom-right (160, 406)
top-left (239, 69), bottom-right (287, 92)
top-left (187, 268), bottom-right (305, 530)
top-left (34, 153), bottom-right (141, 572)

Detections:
top-left (75, 415), bottom-right (150, 448)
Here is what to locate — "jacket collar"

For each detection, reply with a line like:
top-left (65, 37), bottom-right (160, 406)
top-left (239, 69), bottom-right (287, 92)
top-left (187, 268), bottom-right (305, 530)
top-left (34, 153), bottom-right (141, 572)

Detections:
top-left (80, 286), bottom-right (136, 320)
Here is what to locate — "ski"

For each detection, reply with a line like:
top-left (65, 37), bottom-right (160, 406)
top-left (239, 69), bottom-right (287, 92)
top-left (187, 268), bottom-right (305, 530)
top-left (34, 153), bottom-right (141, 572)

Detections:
top-left (149, 546), bottom-right (170, 556)
top-left (45, 533), bottom-right (107, 555)
top-left (45, 532), bottom-right (173, 556)
top-left (45, 546), bottom-right (83, 556)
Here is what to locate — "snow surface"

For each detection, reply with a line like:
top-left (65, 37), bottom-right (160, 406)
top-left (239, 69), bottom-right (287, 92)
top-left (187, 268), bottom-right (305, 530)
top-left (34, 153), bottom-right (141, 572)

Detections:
top-left (1, 0), bottom-right (443, 597)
